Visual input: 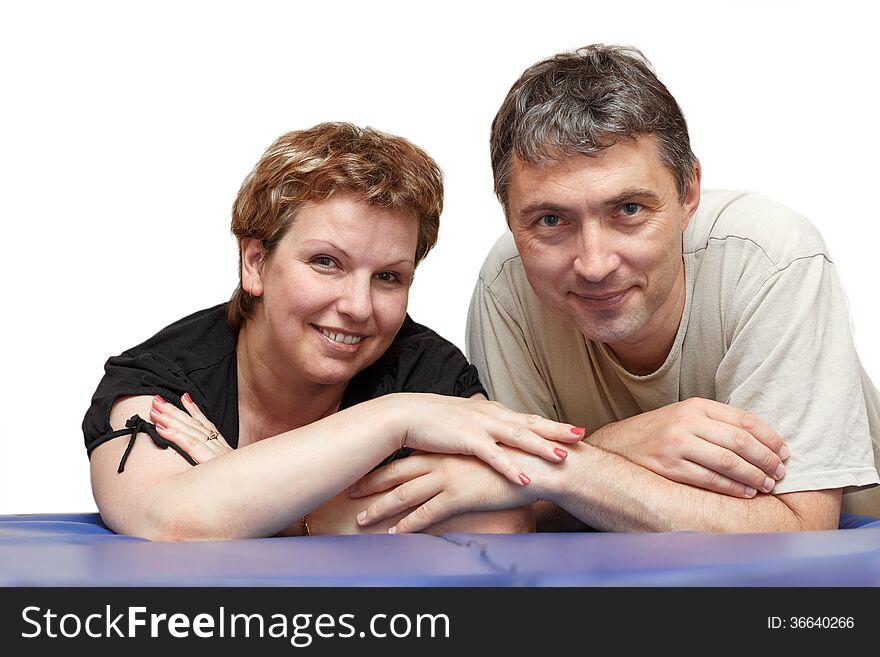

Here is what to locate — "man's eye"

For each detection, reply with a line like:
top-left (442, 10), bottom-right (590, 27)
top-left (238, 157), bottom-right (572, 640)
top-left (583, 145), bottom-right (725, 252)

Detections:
top-left (538, 214), bottom-right (561, 227)
top-left (621, 203), bottom-right (641, 216)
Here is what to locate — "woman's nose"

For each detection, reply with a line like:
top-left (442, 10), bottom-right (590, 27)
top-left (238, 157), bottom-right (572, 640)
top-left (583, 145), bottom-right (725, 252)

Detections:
top-left (337, 275), bottom-right (374, 322)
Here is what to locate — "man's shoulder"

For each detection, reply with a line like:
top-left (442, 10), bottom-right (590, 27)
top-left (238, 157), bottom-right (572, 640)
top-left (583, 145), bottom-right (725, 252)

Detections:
top-left (474, 231), bottom-right (549, 322)
top-left (478, 231), bottom-right (523, 287)
top-left (688, 190), bottom-right (829, 266)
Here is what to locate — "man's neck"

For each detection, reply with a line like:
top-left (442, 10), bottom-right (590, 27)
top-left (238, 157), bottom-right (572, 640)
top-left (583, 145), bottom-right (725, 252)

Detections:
top-left (607, 262), bottom-right (687, 376)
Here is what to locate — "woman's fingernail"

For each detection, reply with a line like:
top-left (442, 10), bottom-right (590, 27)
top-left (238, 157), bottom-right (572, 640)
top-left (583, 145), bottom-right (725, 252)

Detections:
top-left (183, 392), bottom-right (193, 404)
top-left (153, 395), bottom-right (165, 405)
top-left (570, 427), bottom-right (586, 436)
top-left (388, 526), bottom-right (397, 535)
top-left (774, 463), bottom-right (786, 480)
top-left (519, 472), bottom-right (531, 485)
top-left (745, 487), bottom-right (757, 498)
top-left (356, 511), bottom-right (366, 524)
top-left (763, 477), bottom-right (774, 493)
top-left (554, 447), bottom-right (568, 459)
top-left (779, 444), bottom-right (789, 460)
top-left (155, 422), bottom-right (168, 431)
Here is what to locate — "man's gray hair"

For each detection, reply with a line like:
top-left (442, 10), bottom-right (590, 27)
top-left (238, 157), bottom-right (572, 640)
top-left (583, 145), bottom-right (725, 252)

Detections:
top-left (491, 44), bottom-right (698, 210)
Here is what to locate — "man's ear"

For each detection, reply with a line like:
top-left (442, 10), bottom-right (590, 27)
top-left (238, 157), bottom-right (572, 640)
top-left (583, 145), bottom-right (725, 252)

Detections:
top-left (681, 160), bottom-right (702, 231)
top-left (241, 238), bottom-right (266, 297)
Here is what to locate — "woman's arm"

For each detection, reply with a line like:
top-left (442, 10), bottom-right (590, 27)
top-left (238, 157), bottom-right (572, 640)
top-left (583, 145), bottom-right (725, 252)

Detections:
top-left (91, 393), bottom-right (575, 540)
top-left (294, 488), bottom-right (533, 535)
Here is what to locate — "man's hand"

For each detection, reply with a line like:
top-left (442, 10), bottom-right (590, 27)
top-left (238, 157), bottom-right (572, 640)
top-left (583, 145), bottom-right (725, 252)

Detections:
top-left (589, 397), bottom-right (788, 497)
top-left (348, 453), bottom-right (538, 534)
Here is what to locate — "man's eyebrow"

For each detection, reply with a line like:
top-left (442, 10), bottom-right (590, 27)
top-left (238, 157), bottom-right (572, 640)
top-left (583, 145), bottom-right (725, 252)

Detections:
top-left (603, 187), bottom-right (662, 207)
top-left (515, 202), bottom-right (572, 219)
top-left (516, 188), bottom-right (663, 220)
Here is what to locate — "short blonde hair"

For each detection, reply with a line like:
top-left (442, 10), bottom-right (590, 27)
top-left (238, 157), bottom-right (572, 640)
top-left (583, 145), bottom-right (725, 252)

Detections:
top-left (228, 122), bottom-right (443, 328)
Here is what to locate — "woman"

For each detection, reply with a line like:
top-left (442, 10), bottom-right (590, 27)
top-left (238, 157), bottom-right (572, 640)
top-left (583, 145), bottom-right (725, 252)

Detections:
top-left (83, 122), bottom-right (582, 540)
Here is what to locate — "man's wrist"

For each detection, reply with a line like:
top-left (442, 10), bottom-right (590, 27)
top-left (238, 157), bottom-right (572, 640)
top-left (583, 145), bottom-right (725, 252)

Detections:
top-left (583, 420), bottom-right (607, 445)
top-left (543, 440), bottom-right (624, 516)
top-left (530, 440), bottom-right (591, 504)
top-left (585, 421), bottom-right (627, 459)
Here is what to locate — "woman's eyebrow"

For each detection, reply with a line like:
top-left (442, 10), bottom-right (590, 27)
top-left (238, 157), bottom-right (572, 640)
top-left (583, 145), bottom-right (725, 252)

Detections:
top-left (300, 239), bottom-right (414, 268)
top-left (300, 239), bottom-right (351, 260)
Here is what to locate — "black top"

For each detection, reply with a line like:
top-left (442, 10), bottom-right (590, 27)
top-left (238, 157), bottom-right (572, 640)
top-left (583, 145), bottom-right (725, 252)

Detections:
top-left (83, 304), bottom-right (485, 468)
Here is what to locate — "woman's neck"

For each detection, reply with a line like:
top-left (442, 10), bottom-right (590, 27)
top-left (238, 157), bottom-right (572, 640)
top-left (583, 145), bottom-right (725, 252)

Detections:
top-left (235, 321), bottom-right (347, 445)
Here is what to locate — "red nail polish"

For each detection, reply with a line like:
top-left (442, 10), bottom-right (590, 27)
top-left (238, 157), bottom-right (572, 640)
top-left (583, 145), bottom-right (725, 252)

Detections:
top-left (570, 427), bottom-right (586, 436)
top-left (153, 395), bottom-right (165, 405)
top-left (554, 447), bottom-right (568, 459)
top-left (155, 422), bottom-right (168, 431)
top-left (518, 473), bottom-right (531, 485)
top-left (183, 392), bottom-right (193, 404)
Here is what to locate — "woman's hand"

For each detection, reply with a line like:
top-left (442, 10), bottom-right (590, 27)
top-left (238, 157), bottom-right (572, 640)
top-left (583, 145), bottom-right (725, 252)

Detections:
top-left (388, 393), bottom-right (583, 487)
top-left (280, 490), bottom-right (407, 536)
top-left (589, 397), bottom-right (788, 497)
top-left (148, 393), bottom-right (233, 464)
top-left (348, 452), bottom-right (538, 534)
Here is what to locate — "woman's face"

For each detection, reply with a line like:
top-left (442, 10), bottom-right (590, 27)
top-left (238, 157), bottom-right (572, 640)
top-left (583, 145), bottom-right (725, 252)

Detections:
top-left (248, 192), bottom-right (419, 388)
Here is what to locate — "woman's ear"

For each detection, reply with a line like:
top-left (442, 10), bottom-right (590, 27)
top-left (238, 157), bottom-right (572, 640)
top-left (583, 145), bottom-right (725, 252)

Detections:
top-left (240, 238), bottom-right (266, 297)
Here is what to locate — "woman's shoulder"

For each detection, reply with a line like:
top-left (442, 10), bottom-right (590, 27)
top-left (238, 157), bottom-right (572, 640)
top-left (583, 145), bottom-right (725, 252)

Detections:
top-left (383, 314), bottom-right (467, 365)
top-left (344, 315), bottom-right (484, 404)
top-left (116, 303), bottom-right (237, 373)
top-left (84, 304), bottom-right (239, 456)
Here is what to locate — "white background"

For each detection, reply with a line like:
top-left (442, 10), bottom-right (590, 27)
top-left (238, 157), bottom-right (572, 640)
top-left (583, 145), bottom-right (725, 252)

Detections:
top-left (1, 0), bottom-right (878, 514)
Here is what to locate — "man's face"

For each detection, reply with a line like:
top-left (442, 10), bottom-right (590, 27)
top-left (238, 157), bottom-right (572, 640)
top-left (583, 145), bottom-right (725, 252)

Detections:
top-left (506, 135), bottom-right (700, 354)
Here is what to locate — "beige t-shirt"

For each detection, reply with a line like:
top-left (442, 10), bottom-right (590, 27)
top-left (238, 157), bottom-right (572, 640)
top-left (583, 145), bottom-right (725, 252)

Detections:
top-left (467, 190), bottom-right (880, 503)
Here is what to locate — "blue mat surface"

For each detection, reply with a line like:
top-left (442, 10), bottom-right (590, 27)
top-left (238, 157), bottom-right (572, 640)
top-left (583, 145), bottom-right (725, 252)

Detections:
top-left (2, 513), bottom-right (878, 586)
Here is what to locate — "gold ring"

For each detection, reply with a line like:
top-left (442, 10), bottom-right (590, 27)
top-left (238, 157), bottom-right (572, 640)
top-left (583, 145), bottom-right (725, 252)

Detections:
top-left (206, 430), bottom-right (219, 441)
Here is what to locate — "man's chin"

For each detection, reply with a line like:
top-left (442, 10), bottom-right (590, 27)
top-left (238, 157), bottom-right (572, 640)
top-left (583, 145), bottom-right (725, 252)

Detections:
top-left (571, 314), bottom-right (646, 345)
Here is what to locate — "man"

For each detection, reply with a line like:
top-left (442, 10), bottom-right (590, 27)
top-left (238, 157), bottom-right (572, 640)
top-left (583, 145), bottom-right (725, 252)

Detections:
top-left (352, 45), bottom-right (880, 532)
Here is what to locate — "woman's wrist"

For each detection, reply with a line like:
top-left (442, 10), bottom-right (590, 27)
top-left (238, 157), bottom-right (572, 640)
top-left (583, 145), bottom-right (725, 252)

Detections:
top-left (364, 393), bottom-right (411, 451)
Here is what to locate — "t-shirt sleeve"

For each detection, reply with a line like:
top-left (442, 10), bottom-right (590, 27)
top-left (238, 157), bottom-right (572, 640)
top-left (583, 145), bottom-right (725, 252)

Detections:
top-left (466, 272), bottom-right (559, 420)
top-left (716, 254), bottom-right (880, 493)
top-left (82, 350), bottom-right (196, 457)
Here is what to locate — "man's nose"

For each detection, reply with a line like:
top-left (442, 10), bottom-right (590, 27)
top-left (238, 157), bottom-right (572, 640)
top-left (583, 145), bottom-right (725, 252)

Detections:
top-left (573, 226), bottom-right (621, 282)
top-left (337, 275), bottom-right (374, 322)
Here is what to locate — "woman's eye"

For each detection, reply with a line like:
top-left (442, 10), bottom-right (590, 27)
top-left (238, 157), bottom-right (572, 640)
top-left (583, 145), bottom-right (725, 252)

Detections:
top-left (312, 256), bottom-right (335, 268)
top-left (375, 271), bottom-right (401, 283)
top-left (538, 214), bottom-right (561, 227)
top-left (621, 203), bottom-right (641, 216)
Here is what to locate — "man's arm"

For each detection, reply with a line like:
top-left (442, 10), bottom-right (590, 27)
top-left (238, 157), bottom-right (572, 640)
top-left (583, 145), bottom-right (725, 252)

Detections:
top-left (351, 441), bottom-right (839, 534)
top-left (539, 440), bottom-right (840, 532)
